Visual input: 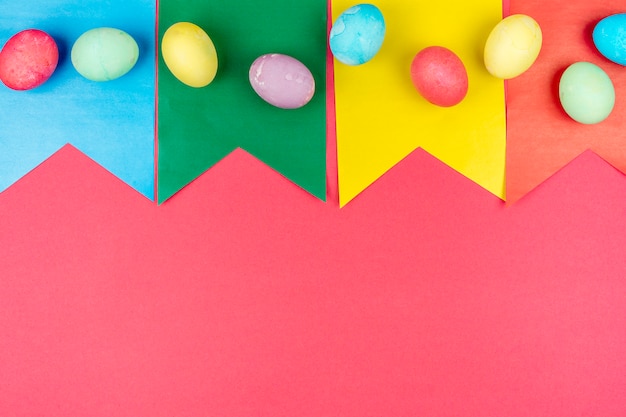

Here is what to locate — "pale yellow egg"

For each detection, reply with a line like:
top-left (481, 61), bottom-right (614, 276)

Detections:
top-left (161, 22), bottom-right (218, 87)
top-left (484, 14), bottom-right (542, 79)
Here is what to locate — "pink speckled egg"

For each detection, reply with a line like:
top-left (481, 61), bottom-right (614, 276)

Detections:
top-left (249, 53), bottom-right (315, 109)
top-left (410, 46), bottom-right (468, 107)
top-left (0, 29), bottom-right (59, 90)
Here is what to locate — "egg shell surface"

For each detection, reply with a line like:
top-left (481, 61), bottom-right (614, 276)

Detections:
top-left (249, 54), bottom-right (315, 109)
top-left (0, 29), bottom-right (58, 90)
top-left (329, 3), bottom-right (385, 66)
top-left (71, 27), bottom-right (139, 82)
top-left (410, 46), bottom-right (468, 107)
top-left (559, 61), bottom-right (615, 124)
top-left (161, 22), bottom-right (218, 88)
top-left (484, 14), bottom-right (542, 79)
top-left (593, 13), bottom-right (626, 65)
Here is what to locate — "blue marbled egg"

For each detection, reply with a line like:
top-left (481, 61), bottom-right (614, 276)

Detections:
top-left (329, 4), bottom-right (385, 65)
top-left (593, 13), bottom-right (626, 65)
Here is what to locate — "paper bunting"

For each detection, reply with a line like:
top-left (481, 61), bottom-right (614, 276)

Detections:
top-left (3, 0), bottom-right (626, 206)
top-left (333, 0), bottom-right (506, 207)
top-left (506, 0), bottom-right (626, 204)
top-left (157, 0), bottom-right (327, 204)
top-left (0, 0), bottom-right (155, 200)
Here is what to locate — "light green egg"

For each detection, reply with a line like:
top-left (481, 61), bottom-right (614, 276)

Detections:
top-left (71, 27), bottom-right (139, 81)
top-left (559, 62), bottom-right (615, 124)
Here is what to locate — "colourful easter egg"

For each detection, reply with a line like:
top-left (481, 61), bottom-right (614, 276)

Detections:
top-left (249, 53), bottom-right (315, 109)
top-left (71, 27), bottom-right (139, 82)
top-left (329, 4), bottom-right (385, 65)
top-left (593, 13), bottom-right (626, 65)
top-left (410, 46), bottom-right (468, 107)
top-left (559, 62), bottom-right (614, 124)
top-left (161, 22), bottom-right (218, 88)
top-left (484, 14), bottom-right (542, 79)
top-left (0, 29), bottom-right (58, 90)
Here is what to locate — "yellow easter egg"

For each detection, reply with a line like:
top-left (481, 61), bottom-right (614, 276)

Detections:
top-left (161, 22), bottom-right (218, 87)
top-left (484, 14), bottom-right (542, 79)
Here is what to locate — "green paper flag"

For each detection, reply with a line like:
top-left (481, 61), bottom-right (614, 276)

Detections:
top-left (158, 0), bottom-right (327, 203)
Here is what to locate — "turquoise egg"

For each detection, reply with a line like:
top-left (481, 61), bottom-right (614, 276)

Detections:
top-left (593, 13), bottom-right (626, 65)
top-left (71, 27), bottom-right (139, 81)
top-left (329, 4), bottom-right (385, 65)
top-left (559, 62), bottom-right (615, 124)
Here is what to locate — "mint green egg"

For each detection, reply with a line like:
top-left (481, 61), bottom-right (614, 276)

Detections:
top-left (558, 62), bottom-right (615, 124)
top-left (71, 27), bottom-right (139, 81)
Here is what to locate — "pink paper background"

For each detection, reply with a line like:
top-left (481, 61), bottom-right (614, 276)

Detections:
top-left (2, 1), bottom-right (626, 414)
top-left (1, 144), bottom-right (625, 416)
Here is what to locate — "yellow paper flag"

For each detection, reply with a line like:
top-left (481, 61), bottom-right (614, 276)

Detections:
top-left (333, 0), bottom-right (506, 206)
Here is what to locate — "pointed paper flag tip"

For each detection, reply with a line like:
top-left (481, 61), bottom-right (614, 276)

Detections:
top-left (157, 147), bottom-right (326, 205)
top-left (0, 144), bottom-right (155, 203)
top-left (158, 147), bottom-right (326, 205)
top-left (339, 147), bottom-right (506, 208)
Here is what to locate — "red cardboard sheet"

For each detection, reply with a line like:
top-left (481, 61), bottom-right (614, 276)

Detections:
top-left (1, 145), bottom-right (625, 416)
top-left (506, 0), bottom-right (626, 203)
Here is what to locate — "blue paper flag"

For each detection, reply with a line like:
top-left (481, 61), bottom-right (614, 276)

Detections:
top-left (0, 0), bottom-right (155, 200)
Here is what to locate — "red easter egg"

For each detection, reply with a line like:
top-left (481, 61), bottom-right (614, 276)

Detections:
top-left (0, 29), bottom-right (59, 90)
top-left (410, 46), bottom-right (468, 107)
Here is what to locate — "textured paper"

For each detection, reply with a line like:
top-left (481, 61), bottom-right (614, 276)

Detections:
top-left (157, 0), bottom-right (327, 203)
top-left (333, 0), bottom-right (506, 206)
top-left (506, 0), bottom-right (626, 203)
top-left (0, 0), bottom-right (155, 200)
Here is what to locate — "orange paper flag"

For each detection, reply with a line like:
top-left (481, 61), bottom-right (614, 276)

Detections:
top-left (506, 1), bottom-right (626, 203)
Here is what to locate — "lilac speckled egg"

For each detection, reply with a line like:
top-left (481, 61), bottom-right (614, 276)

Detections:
top-left (249, 53), bottom-right (315, 109)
